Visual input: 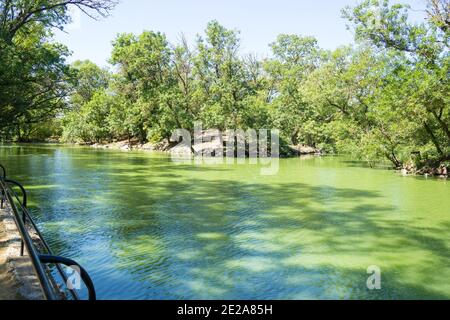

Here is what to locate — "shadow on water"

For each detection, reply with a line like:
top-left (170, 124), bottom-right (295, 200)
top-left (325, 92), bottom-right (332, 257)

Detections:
top-left (340, 159), bottom-right (393, 170)
top-left (38, 167), bottom-right (448, 299)
top-left (1, 145), bottom-right (449, 299)
top-left (107, 177), bottom-right (449, 299)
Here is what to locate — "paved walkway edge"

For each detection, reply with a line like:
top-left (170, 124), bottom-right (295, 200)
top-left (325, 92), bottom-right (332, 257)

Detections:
top-left (1, 204), bottom-right (45, 300)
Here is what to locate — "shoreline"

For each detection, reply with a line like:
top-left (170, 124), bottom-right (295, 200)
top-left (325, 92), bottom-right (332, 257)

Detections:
top-left (90, 140), bottom-right (324, 157)
top-left (1, 141), bottom-right (448, 179)
top-left (86, 141), bottom-right (449, 179)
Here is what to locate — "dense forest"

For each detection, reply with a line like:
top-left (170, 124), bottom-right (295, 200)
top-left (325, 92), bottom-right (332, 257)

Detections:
top-left (0, 0), bottom-right (449, 170)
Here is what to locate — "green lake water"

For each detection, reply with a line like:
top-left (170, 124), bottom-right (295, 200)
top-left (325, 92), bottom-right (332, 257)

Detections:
top-left (0, 144), bottom-right (449, 299)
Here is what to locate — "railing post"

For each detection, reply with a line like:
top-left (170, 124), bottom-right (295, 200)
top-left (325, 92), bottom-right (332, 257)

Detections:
top-left (4, 179), bottom-right (28, 256)
top-left (0, 164), bottom-right (5, 179)
top-left (4, 179), bottom-right (27, 207)
top-left (1, 179), bottom-right (57, 300)
top-left (0, 164), bottom-right (5, 209)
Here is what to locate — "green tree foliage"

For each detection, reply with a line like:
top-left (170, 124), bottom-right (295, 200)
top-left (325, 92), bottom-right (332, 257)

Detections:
top-left (0, 23), bottom-right (71, 140)
top-left (110, 31), bottom-right (185, 142)
top-left (193, 21), bottom-right (254, 130)
top-left (70, 60), bottom-right (110, 106)
top-left (2, 1), bottom-right (448, 169)
top-left (0, 0), bottom-right (117, 140)
top-left (62, 89), bottom-right (113, 143)
top-left (265, 34), bottom-right (326, 145)
top-left (62, 60), bottom-right (112, 143)
top-left (342, 0), bottom-right (449, 164)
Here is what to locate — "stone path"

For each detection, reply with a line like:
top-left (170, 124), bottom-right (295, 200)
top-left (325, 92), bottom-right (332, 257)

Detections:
top-left (0, 216), bottom-right (22, 300)
top-left (0, 205), bottom-right (43, 300)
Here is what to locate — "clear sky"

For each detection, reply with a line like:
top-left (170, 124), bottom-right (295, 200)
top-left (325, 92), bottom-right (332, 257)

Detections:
top-left (54, 0), bottom-right (428, 67)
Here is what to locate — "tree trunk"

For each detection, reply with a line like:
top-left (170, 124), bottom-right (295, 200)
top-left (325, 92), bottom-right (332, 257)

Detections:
top-left (423, 121), bottom-right (444, 157)
top-left (16, 124), bottom-right (21, 142)
top-left (385, 150), bottom-right (402, 168)
top-left (431, 110), bottom-right (450, 142)
top-left (291, 129), bottom-right (299, 145)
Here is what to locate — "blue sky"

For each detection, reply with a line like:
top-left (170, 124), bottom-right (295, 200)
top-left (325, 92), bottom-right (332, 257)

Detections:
top-left (54, 0), bottom-right (427, 67)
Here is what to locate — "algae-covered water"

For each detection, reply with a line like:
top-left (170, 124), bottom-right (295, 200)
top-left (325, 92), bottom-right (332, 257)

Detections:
top-left (0, 144), bottom-right (448, 299)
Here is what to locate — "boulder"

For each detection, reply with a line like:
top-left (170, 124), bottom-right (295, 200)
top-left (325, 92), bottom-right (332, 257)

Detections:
top-left (289, 144), bottom-right (322, 155)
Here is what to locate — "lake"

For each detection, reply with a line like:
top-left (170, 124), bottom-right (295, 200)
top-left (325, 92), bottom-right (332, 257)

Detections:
top-left (0, 144), bottom-right (449, 299)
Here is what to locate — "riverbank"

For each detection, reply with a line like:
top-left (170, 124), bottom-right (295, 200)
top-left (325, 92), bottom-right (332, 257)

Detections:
top-left (2, 141), bottom-right (447, 178)
top-left (401, 160), bottom-right (449, 179)
top-left (89, 139), bottom-right (323, 156)
top-left (90, 140), bottom-right (170, 152)
top-left (88, 139), bottom-right (448, 178)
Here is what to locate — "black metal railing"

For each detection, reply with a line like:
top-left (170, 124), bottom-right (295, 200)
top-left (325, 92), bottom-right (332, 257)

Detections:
top-left (0, 165), bottom-right (96, 300)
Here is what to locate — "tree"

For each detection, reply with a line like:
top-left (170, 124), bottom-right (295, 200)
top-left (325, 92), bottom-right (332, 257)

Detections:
top-left (343, 0), bottom-right (450, 163)
top-left (426, 0), bottom-right (450, 34)
top-left (70, 60), bottom-right (110, 106)
top-left (0, 25), bottom-right (72, 140)
top-left (265, 34), bottom-right (326, 145)
top-left (62, 89), bottom-right (112, 143)
top-left (0, 0), bottom-right (117, 43)
top-left (193, 21), bottom-right (251, 130)
top-left (61, 60), bottom-right (111, 142)
top-left (0, 0), bottom-right (117, 140)
top-left (110, 31), bottom-right (173, 142)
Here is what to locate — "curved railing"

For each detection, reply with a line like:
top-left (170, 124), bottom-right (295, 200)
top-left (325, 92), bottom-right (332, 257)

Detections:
top-left (0, 165), bottom-right (96, 300)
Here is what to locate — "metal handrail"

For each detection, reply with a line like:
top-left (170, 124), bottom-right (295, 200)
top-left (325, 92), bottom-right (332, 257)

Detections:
top-left (4, 180), bottom-right (81, 300)
top-left (0, 164), bottom-right (5, 179)
top-left (40, 255), bottom-right (96, 300)
top-left (1, 178), bottom-right (57, 299)
top-left (4, 179), bottom-right (28, 256)
top-left (0, 166), bottom-right (96, 300)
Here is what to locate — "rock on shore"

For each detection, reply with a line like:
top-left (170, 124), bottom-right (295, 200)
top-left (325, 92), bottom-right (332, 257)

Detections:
top-left (90, 140), bottom-right (170, 152)
top-left (288, 144), bottom-right (322, 156)
top-left (400, 160), bottom-right (448, 178)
